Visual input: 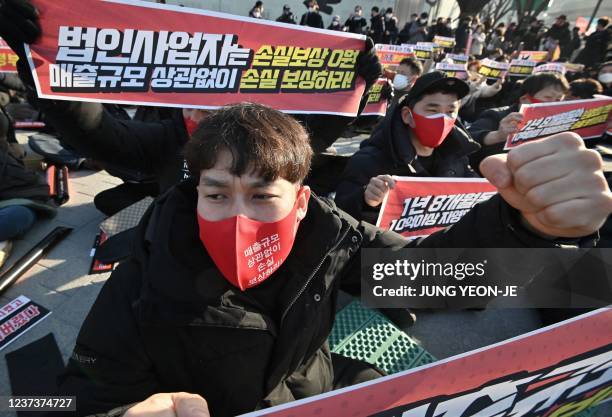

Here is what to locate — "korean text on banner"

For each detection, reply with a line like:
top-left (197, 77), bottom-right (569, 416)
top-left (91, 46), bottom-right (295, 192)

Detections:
top-left (376, 177), bottom-right (497, 240)
top-left (239, 308), bottom-right (612, 417)
top-left (25, 0), bottom-right (367, 116)
top-left (362, 78), bottom-right (388, 117)
top-left (506, 96), bottom-right (612, 149)
top-left (374, 44), bottom-right (414, 69)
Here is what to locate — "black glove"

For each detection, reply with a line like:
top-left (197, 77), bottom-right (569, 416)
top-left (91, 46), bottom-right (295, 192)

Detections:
top-left (0, 0), bottom-right (41, 55)
top-left (381, 79), bottom-right (393, 101)
top-left (355, 37), bottom-right (382, 87)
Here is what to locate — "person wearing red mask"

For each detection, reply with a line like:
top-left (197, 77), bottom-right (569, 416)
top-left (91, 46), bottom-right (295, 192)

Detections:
top-left (468, 72), bottom-right (569, 172)
top-left (335, 71), bottom-right (478, 225)
top-left (55, 102), bottom-right (612, 417)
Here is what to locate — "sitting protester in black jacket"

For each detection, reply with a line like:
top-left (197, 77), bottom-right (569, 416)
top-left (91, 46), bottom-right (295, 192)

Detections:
top-left (468, 72), bottom-right (569, 173)
top-left (55, 102), bottom-right (612, 417)
top-left (335, 72), bottom-right (480, 224)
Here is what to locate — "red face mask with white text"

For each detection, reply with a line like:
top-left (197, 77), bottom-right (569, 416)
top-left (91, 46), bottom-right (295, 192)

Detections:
top-left (410, 110), bottom-right (456, 148)
top-left (196, 190), bottom-right (309, 290)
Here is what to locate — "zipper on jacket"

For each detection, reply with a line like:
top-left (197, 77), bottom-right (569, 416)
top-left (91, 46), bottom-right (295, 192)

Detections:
top-left (280, 225), bottom-right (352, 325)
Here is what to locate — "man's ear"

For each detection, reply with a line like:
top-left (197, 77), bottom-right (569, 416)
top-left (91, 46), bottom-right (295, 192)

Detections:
top-left (296, 185), bottom-right (311, 221)
top-left (401, 106), bottom-right (416, 128)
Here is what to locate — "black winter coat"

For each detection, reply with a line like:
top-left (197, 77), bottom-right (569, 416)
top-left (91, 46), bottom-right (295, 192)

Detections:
top-left (467, 104), bottom-right (517, 174)
top-left (334, 105), bottom-right (480, 224)
top-left (300, 11), bottom-right (324, 29)
top-left (55, 177), bottom-right (567, 417)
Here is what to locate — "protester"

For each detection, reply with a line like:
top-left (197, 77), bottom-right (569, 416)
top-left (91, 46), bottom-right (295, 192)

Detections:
top-left (382, 8), bottom-right (398, 45)
top-left (249, 1), bottom-right (264, 19)
top-left (398, 13), bottom-right (418, 44)
top-left (408, 12), bottom-right (429, 43)
top-left (0, 107), bottom-right (55, 266)
top-left (544, 15), bottom-right (570, 58)
top-left (467, 72), bottom-right (569, 171)
top-left (344, 5), bottom-right (367, 35)
top-left (564, 27), bottom-right (582, 61)
top-left (470, 25), bottom-right (486, 57)
top-left (566, 78), bottom-right (603, 100)
top-left (300, 0), bottom-right (323, 29)
top-left (275, 4), bottom-right (295, 24)
top-left (597, 61), bottom-right (612, 96)
top-left (455, 16), bottom-right (471, 53)
top-left (388, 57), bottom-right (423, 107)
top-left (335, 72), bottom-right (479, 224)
top-left (486, 29), bottom-right (505, 55)
top-left (327, 15), bottom-right (342, 31)
top-left (575, 18), bottom-right (611, 70)
top-left (57, 102), bottom-right (612, 417)
top-left (369, 6), bottom-right (385, 43)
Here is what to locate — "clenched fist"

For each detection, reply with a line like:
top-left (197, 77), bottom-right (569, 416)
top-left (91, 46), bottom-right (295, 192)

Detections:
top-left (123, 393), bottom-right (210, 417)
top-left (480, 132), bottom-right (612, 238)
top-left (364, 174), bottom-right (395, 207)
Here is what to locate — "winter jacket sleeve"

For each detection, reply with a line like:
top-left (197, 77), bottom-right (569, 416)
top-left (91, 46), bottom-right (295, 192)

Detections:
top-left (40, 103), bottom-right (183, 175)
top-left (54, 260), bottom-right (160, 416)
top-left (467, 107), bottom-right (508, 174)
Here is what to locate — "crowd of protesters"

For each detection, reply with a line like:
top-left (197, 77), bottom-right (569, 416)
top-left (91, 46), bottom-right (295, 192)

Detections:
top-left (0, 0), bottom-right (611, 416)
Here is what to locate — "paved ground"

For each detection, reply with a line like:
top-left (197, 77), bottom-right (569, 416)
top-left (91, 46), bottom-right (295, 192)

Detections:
top-left (0, 130), bottom-right (609, 416)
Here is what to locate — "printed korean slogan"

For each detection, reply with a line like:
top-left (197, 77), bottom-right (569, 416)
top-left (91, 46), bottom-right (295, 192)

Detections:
top-left (508, 59), bottom-right (536, 77)
top-left (362, 78), bottom-right (388, 117)
top-left (240, 308), bottom-right (612, 417)
top-left (412, 44), bottom-right (433, 61)
top-left (478, 58), bottom-right (510, 80)
top-left (506, 96), bottom-right (612, 150)
top-left (434, 63), bottom-right (468, 80)
top-left (433, 35), bottom-right (455, 49)
top-left (0, 295), bottom-right (51, 351)
top-left (0, 37), bottom-right (18, 72)
top-left (533, 62), bottom-right (567, 76)
top-left (374, 44), bottom-right (414, 70)
top-left (25, 0), bottom-right (367, 115)
top-left (376, 177), bottom-right (497, 240)
top-left (446, 53), bottom-right (468, 63)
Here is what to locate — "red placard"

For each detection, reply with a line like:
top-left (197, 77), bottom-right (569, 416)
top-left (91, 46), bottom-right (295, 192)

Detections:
top-left (25, 0), bottom-right (367, 116)
top-left (376, 177), bottom-right (497, 240)
top-left (506, 97), bottom-right (612, 150)
top-left (375, 44), bottom-right (415, 69)
top-left (240, 308), bottom-right (612, 417)
top-left (362, 78), bottom-right (388, 117)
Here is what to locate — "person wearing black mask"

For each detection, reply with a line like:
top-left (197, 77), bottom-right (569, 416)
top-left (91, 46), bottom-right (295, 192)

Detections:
top-left (299, 0), bottom-right (324, 28)
top-left (275, 4), bottom-right (295, 24)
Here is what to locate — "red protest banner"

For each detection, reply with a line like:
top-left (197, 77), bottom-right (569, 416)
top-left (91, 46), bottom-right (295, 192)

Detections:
top-left (376, 177), bottom-right (497, 240)
top-left (25, 0), bottom-right (367, 116)
top-left (240, 308), bottom-right (612, 417)
top-left (506, 97), bottom-right (612, 150)
top-left (375, 44), bottom-right (414, 70)
top-left (362, 78), bottom-right (388, 117)
top-left (517, 50), bottom-right (549, 63)
top-left (0, 37), bottom-right (18, 73)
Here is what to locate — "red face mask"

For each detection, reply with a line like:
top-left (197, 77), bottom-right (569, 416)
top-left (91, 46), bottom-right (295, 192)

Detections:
top-left (183, 115), bottom-right (199, 137)
top-left (196, 190), bottom-right (308, 291)
top-left (525, 94), bottom-right (544, 104)
top-left (410, 111), bottom-right (456, 148)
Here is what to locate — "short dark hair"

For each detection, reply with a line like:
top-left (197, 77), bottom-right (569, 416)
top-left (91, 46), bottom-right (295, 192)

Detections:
top-left (371, 6), bottom-right (379, 12)
top-left (420, 12), bottom-right (428, 19)
top-left (184, 103), bottom-right (312, 184)
top-left (569, 78), bottom-right (603, 98)
top-left (597, 18), bottom-right (609, 27)
top-left (399, 57), bottom-right (423, 75)
top-left (520, 72), bottom-right (570, 96)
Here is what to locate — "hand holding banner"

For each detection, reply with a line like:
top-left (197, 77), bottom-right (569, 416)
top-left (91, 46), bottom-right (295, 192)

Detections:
top-left (25, 0), bottom-right (367, 115)
top-left (506, 97), bottom-right (612, 150)
top-left (376, 177), bottom-right (497, 239)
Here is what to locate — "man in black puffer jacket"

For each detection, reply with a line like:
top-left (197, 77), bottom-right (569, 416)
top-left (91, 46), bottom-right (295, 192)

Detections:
top-left (335, 72), bottom-right (480, 224)
top-left (54, 102), bottom-right (612, 417)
